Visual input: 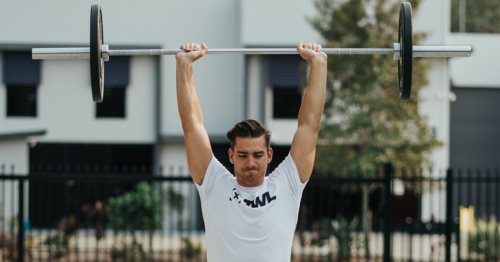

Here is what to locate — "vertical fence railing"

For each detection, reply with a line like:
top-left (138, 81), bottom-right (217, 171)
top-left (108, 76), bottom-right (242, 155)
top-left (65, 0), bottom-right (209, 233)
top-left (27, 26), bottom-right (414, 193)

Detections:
top-left (0, 164), bottom-right (498, 261)
top-left (383, 164), bottom-right (392, 262)
top-left (445, 169), bottom-right (453, 262)
top-left (18, 178), bottom-right (24, 262)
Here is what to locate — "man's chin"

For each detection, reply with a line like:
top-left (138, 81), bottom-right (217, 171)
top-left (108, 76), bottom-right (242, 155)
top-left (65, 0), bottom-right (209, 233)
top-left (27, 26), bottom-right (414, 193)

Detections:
top-left (239, 174), bottom-right (261, 184)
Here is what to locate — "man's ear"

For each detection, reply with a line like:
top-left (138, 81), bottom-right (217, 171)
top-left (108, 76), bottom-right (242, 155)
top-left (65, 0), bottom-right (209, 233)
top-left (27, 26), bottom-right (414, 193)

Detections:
top-left (228, 148), bottom-right (234, 164)
top-left (267, 147), bottom-right (273, 164)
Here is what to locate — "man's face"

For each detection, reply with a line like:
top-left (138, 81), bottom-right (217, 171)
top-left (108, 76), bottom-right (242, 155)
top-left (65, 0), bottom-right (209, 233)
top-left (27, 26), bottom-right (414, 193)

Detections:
top-left (229, 136), bottom-right (273, 187)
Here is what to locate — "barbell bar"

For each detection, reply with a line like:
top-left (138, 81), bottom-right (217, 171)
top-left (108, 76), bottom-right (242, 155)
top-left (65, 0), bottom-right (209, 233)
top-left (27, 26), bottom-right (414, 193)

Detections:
top-left (32, 45), bottom-right (471, 59)
top-left (31, 3), bottom-right (471, 103)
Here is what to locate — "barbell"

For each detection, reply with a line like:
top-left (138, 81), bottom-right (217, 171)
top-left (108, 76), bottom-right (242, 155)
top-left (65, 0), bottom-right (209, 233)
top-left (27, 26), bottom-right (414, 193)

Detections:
top-left (31, 3), bottom-right (471, 103)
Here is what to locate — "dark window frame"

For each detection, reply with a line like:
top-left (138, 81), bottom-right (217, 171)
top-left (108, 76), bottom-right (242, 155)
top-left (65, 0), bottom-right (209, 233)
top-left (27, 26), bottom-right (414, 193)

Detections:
top-left (6, 85), bottom-right (38, 117)
top-left (272, 87), bottom-right (303, 119)
top-left (95, 87), bottom-right (126, 118)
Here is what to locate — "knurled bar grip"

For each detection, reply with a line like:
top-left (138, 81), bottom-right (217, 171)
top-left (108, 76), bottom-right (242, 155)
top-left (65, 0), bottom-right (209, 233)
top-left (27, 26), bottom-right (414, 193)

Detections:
top-left (32, 45), bottom-right (471, 60)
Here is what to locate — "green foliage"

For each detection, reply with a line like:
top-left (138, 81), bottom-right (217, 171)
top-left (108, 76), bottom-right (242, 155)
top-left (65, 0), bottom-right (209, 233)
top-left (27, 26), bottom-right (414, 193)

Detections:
top-left (41, 216), bottom-right (79, 259)
top-left (180, 237), bottom-right (202, 259)
top-left (468, 216), bottom-right (500, 260)
top-left (320, 217), bottom-right (359, 261)
top-left (43, 235), bottom-right (70, 259)
top-left (308, 0), bottom-right (441, 171)
top-left (2, 234), bottom-right (34, 261)
top-left (451, 0), bottom-right (500, 33)
top-left (109, 240), bottom-right (145, 261)
top-left (166, 185), bottom-right (185, 214)
top-left (108, 182), bottom-right (162, 232)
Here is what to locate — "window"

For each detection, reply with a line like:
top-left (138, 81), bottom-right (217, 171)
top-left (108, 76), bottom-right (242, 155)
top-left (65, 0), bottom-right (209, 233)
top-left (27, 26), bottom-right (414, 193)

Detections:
top-left (451, 0), bottom-right (500, 33)
top-left (3, 51), bottom-right (41, 117)
top-left (96, 56), bottom-right (130, 118)
top-left (95, 87), bottom-right (126, 118)
top-left (268, 55), bottom-right (305, 119)
top-left (273, 88), bottom-right (302, 119)
top-left (7, 86), bottom-right (37, 116)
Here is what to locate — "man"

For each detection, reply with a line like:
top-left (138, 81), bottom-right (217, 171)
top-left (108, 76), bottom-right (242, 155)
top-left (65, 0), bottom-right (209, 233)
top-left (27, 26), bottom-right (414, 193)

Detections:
top-left (176, 41), bottom-right (327, 262)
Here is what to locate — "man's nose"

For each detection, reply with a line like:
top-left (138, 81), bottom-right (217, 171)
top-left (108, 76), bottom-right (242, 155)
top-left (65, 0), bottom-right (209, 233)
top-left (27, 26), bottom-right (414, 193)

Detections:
top-left (246, 156), bottom-right (255, 167)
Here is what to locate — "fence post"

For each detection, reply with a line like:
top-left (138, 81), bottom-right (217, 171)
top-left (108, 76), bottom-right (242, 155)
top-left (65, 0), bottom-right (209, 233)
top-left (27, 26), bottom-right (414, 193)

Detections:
top-left (383, 164), bottom-right (392, 262)
top-left (18, 177), bottom-right (25, 262)
top-left (445, 169), bottom-right (453, 262)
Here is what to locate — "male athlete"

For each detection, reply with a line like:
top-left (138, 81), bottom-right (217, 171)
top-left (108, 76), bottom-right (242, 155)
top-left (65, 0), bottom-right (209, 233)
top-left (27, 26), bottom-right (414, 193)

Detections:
top-left (176, 41), bottom-right (327, 262)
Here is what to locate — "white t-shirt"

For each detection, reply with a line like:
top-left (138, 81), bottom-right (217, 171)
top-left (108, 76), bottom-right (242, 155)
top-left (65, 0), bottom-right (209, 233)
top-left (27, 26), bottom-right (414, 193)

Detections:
top-left (195, 153), bottom-right (307, 262)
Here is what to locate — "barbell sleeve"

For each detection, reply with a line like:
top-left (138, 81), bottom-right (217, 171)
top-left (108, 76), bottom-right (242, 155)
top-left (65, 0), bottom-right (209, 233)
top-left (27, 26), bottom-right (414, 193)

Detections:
top-left (32, 45), bottom-right (472, 60)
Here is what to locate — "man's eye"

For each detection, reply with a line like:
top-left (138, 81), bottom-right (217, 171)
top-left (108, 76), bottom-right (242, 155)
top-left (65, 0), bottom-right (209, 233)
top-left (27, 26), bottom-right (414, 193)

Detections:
top-left (238, 155), bottom-right (246, 158)
top-left (255, 155), bottom-right (263, 158)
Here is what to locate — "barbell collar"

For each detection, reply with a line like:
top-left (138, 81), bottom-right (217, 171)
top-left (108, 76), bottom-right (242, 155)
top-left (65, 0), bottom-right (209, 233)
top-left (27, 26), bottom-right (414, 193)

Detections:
top-left (101, 45), bottom-right (109, 61)
top-left (32, 45), bottom-right (471, 60)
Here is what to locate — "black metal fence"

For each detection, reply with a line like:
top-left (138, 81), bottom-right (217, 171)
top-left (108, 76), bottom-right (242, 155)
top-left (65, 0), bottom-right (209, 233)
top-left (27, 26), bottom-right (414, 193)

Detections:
top-left (0, 164), bottom-right (499, 262)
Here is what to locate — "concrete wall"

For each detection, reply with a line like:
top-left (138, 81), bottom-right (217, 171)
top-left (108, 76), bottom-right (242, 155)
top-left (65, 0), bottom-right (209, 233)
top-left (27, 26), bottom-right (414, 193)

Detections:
top-left (0, 0), bottom-right (494, 172)
top-left (0, 56), bottom-right (156, 143)
top-left (0, 0), bottom-right (245, 140)
top-left (413, 0), bottom-right (451, 170)
top-left (449, 34), bottom-right (500, 87)
top-left (0, 139), bottom-right (28, 174)
top-left (241, 0), bottom-right (322, 47)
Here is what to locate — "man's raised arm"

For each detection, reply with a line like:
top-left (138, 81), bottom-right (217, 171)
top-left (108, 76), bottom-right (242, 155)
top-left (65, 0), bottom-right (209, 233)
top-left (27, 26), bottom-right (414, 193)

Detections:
top-left (176, 43), bottom-right (212, 185)
top-left (290, 42), bottom-right (328, 183)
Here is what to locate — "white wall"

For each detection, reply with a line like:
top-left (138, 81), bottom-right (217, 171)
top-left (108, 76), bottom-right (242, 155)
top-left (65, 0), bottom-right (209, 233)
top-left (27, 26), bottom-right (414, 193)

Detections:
top-left (418, 59), bottom-right (450, 171)
top-left (0, 0), bottom-right (492, 169)
top-left (413, 0), bottom-right (450, 46)
top-left (0, 137), bottom-right (24, 228)
top-left (160, 144), bottom-right (188, 176)
top-left (413, 0), bottom-right (451, 170)
top-left (449, 34), bottom-right (500, 87)
top-left (0, 56), bottom-right (156, 143)
top-left (0, 139), bottom-right (28, 173)
top-left (241, 0), bottom-right (322, 47)
top-left (0, 0), bottom-right (245, 139)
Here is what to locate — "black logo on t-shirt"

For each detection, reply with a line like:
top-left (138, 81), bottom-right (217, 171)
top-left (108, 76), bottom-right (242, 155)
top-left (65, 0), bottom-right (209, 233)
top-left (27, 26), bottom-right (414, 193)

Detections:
top-left (230, 188), bottom-right (241, 203)
top-left (243, 191), bottom-right (276, 208)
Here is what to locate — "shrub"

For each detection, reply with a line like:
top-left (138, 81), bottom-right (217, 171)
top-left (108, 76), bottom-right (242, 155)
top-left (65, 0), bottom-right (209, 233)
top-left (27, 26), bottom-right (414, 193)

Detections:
top-left (468, 216), bottom-right (500, 260)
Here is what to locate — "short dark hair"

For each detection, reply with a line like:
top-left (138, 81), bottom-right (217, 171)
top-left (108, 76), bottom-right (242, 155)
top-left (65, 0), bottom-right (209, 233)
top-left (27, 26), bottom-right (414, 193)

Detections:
top-left (226, 119), bottom-right (271, 149)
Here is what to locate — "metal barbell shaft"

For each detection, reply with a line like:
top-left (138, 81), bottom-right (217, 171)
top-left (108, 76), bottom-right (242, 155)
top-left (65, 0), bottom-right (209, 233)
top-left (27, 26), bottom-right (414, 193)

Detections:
top-left (109, 48), bottom-right (395, 56)
top-left (32, 45), bottom-right (471, 60)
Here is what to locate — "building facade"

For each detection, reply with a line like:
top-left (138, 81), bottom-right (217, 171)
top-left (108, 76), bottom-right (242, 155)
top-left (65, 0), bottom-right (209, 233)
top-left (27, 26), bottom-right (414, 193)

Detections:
top-left (0, 0), bottom-right (497, 224)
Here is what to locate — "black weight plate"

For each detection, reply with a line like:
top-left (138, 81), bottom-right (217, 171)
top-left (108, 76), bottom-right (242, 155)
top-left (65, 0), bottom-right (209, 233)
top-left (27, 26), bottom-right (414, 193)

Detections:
top-left (398, 2), bottom-right (412, 101)
top-left (90, 5), bottom-right (104, 102)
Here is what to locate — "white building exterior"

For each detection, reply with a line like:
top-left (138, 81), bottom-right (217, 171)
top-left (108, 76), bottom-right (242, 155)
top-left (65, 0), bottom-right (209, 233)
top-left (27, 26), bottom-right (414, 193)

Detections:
top-left (0, 0), bottom-right (497, 224)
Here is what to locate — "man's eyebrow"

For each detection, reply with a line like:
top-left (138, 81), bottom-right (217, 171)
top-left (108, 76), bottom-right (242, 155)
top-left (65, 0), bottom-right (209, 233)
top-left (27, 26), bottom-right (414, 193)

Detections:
top-left (236, 151), bottom-right (265, 154)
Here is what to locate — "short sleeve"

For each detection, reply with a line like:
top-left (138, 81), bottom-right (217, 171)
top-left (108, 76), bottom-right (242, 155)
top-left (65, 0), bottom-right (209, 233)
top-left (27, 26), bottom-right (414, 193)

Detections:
top-left (268, 152), bottom-right (308, 200)
top-left (194, 155), bottom-right (231, 204)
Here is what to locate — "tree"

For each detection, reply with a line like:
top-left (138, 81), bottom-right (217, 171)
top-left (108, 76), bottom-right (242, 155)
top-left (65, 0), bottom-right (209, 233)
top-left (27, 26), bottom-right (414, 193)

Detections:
top-left (308, 0), bottom-right (441, 259)
top-left (309, 0), bottom-right (440, 171)
top-left (451, 0), bottom-right (500, 33)
top-left (108, 182), bottom-right (161, 259)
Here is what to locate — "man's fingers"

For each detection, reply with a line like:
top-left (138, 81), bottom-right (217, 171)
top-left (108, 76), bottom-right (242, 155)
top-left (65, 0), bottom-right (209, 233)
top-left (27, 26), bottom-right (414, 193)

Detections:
top-left (312, 43), bottom-right (317, 51)
top-left (317, 44), bottom-right (322, 52)
top-left (195, 44), bottom-right (200, 50)
top-left (297, 41), bottom-right (304, 50)
top-left (201, 42), bottom-right (208, 50)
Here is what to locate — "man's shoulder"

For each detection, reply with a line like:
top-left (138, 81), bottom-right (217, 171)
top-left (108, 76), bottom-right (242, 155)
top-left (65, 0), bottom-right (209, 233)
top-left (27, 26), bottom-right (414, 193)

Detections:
top-left (269, 153), bottom-right (297, 176)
